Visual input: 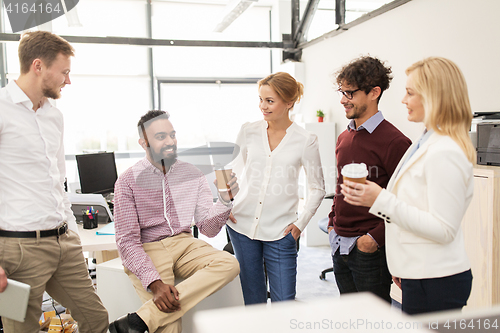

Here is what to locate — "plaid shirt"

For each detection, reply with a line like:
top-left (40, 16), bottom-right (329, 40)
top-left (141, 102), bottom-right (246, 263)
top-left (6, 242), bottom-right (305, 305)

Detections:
top-left (114, 158), bottom-right (231, 289)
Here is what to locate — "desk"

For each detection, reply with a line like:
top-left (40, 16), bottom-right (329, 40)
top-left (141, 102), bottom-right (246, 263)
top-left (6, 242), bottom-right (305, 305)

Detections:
top-left (77, 223), bottom-right (116, 252)
top-left (77, 224), bottom-right (118, 263)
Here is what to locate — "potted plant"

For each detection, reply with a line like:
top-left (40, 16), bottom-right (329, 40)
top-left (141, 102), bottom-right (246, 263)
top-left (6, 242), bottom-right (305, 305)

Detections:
top-left (316, 110), bottom-right (325, 122)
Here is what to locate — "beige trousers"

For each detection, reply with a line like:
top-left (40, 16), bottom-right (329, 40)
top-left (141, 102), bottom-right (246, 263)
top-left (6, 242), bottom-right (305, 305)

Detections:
top-left (125, 233), bottom-right (239, 333)
top-left (0, 229), bottom-right (109, 333)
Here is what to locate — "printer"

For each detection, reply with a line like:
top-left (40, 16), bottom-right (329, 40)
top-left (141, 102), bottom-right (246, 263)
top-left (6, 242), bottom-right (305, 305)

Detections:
top-left (474, 112), bottom-right (500, 166)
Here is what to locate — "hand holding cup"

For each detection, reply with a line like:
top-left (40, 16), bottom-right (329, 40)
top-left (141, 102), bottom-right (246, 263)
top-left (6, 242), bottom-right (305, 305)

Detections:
top-left (340, 163), bottom-right (382, 207)
top-left (341, 163), bottom-right (368, 184)
top-left (215, 169), bottom-right (239, 202)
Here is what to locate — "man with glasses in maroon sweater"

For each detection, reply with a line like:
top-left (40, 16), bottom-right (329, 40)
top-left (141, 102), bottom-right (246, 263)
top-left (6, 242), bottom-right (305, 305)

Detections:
top-left (328, 56), bottom-right (411, 303)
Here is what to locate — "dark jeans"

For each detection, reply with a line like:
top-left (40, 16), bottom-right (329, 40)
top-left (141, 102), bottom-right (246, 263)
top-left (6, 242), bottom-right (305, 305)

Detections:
top-left (401, 269), bottom-right (473, 315)
top-left (227, 227), bottom-right (298, 305)
top-left (332, 245), bottom-right (392, 303)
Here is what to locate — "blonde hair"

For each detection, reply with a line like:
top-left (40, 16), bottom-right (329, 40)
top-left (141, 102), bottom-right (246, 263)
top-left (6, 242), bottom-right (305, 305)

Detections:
top-left (406, 57), bottom-right (476, 163)
top-left (258, 72), bottom-right (304, 110)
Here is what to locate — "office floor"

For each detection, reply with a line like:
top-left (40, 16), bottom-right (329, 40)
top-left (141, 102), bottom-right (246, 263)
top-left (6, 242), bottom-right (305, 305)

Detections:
top-left (200, 226), bottom-right (401, 309)
top-left (296, 243), bottom-right (339, 302)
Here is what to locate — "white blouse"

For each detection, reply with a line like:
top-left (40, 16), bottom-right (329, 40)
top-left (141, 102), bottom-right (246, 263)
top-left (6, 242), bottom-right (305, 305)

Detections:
top-left (227, 120), bottom-right (325, 241)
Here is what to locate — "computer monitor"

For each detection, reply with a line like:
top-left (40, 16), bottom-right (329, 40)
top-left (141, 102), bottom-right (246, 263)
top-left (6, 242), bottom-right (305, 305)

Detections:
top-left (76, 152), bottom-right (118, 195)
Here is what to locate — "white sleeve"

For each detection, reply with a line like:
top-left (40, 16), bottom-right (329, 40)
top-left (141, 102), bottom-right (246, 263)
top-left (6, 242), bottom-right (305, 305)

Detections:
top-left (295, 134), bottom-right (325, 231)
top-left (369, 148), bottom-right (472, 244)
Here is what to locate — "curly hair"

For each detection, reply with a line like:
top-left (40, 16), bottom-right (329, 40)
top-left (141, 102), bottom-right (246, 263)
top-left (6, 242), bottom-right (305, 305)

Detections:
top-left (336, 56), bottom-right (392, 103)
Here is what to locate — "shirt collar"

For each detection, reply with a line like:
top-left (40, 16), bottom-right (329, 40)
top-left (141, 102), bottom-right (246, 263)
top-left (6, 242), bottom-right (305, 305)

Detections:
top-left (141, 157), bottom-right (179, 175)
top-left (7, 80), bottom-right (50, 112)
top-left (418, 128), bottom-right (434, 146)
top-left (7, 80), bottom-right (32, 107)
top-left (347, 111), bottom-right (384, 133)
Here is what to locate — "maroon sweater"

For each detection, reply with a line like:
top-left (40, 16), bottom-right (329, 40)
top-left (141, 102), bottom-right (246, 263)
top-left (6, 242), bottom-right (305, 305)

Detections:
top-left (328, 119), bottom-right (411, 247)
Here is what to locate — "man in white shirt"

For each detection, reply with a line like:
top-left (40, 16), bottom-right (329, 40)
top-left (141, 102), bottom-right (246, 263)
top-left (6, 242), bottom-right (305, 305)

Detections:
top-left (0, 31), bottom-right (108, 333)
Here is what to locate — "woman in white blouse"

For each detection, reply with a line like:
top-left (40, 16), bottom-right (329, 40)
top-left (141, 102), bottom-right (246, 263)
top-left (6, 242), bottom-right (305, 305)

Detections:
top-left (226, 72), bottom-right (325, 305)
top-left (341, 57), bottom-right (474, 314)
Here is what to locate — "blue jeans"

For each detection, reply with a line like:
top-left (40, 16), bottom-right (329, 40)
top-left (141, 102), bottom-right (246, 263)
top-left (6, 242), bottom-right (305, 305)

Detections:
top-left (227, 226), bottom-right (298, 305)
top-left (332, 245), bottom-right (392, 303)
top-left (401, 269), bottom-right (473, 315)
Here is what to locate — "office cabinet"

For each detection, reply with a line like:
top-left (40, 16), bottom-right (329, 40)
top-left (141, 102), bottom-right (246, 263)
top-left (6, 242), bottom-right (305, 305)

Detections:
top-left (391, 165), bottom-right (500, 308)
top-left (462, 165), bottom-right (500, 309)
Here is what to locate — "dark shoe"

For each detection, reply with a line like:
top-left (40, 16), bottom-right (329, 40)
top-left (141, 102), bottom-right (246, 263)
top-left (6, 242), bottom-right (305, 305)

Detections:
top-left (109, 314), bottom-right (145, 333)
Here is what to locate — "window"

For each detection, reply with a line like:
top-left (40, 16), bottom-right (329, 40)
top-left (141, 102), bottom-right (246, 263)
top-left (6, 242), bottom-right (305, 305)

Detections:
top-left (2, 0), bottom-right (272, 155)
top-left (160, 82), bottom-right (262, 147)
top-left (305, 0), bottom-right (398, 42)
top-left (51, 43), bottom-right (150, 154)
top-left (151, 2), bottom-right (271, 42)
top-left (153, 47), bottom-right (271, 78)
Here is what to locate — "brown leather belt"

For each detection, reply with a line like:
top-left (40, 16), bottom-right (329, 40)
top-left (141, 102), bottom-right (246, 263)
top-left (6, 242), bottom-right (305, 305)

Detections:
top-left (0, 222), bottom-right (68, 238)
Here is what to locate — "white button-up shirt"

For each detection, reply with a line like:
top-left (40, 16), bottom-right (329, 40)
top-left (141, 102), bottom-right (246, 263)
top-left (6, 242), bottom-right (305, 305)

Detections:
top-left (228, 120), bottom-right (325, 241)
top-left (0, 81), bottom-right (76, 232)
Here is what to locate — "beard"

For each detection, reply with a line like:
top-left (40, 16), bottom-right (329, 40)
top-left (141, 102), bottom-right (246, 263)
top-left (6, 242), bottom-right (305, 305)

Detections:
top-left (42, 86), bottom-right (61, 100)
top-left (345, 103), bottom-right (367, 120)
top-left (42, 77), bottom-right (62, 100)
top-left (149, 145), bottom-right (178, 166)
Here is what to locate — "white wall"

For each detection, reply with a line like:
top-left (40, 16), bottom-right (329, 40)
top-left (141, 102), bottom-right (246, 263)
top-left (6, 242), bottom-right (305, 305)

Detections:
top-left (300, 0), bottom-right (500, 143)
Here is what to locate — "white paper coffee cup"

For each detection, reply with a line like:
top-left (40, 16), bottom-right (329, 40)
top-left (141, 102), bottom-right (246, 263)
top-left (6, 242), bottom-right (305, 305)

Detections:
top-left (341, 163), bottom-right (368, 184)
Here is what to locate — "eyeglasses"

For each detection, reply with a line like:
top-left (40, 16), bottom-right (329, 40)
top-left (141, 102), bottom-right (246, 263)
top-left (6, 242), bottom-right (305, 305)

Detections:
top-left (337, 88), bottom-right (361, 100)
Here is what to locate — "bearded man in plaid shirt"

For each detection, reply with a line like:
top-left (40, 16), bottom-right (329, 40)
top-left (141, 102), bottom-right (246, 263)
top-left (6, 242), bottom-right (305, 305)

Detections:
top-left (109, 110), bottom-right (240, 333)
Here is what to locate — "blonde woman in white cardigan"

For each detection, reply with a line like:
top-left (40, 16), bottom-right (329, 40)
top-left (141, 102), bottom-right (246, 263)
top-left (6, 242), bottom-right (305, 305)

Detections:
top-left (341, 57), bottom-right (474, 315)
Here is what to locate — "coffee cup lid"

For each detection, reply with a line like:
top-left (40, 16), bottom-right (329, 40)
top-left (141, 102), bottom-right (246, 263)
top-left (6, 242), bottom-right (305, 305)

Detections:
top-left (341, 163), bottom-right (368, 178)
